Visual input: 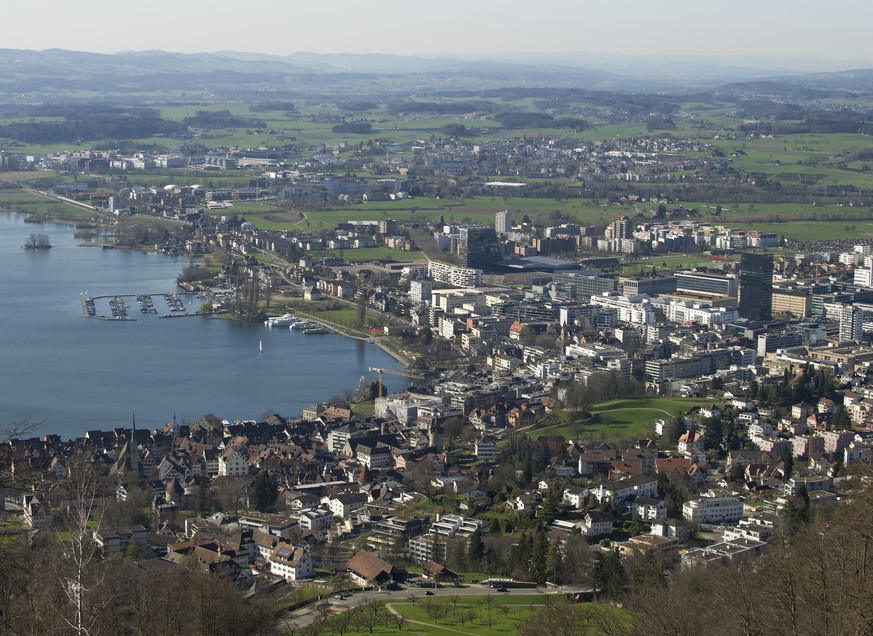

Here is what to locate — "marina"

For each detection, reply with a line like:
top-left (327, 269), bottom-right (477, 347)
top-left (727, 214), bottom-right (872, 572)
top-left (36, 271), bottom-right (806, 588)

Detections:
top-left (81, 292), bottom-right (203, 320)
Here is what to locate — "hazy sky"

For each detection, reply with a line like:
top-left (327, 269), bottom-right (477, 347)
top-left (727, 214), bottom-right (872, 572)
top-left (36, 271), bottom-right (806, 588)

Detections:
top-left (7, 0), bottom-right (873, 67)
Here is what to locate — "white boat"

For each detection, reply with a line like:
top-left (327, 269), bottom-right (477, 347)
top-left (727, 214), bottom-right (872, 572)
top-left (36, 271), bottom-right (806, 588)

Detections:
top-left (266, 313), bottom-right (297, 327)
top-left (290, 320), bottom-right (318, 330)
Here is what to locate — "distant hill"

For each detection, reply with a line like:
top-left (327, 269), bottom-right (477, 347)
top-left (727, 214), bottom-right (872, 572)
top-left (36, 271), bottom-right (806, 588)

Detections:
top-left (0, 48), bottom-right (871, 100)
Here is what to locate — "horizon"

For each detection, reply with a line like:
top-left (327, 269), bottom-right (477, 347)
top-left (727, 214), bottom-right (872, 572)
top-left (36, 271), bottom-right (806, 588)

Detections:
top-left (4, 46), bottom-right (870, 77)
top-left (5, 0), bottom-right (873, 73)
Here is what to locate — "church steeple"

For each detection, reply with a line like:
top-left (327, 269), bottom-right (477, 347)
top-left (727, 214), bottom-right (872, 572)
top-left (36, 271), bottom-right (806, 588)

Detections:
top-left (130, 407), bottom-right (140, 476)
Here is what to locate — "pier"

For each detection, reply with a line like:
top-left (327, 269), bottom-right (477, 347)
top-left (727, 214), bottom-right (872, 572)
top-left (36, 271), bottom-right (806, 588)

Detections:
top-left (81, 292), bottom-right (203, 320)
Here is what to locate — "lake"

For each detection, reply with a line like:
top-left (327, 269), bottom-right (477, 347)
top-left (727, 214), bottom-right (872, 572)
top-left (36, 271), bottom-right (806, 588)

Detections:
top-left (0, 213), bottom-right (404, 438)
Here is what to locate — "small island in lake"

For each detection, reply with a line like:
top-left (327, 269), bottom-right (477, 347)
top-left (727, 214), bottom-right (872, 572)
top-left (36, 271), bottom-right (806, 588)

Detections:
top-left (22, 233), bottom-right (52, 249)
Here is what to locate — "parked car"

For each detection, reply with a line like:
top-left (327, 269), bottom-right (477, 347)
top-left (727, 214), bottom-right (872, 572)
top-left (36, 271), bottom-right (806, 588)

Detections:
top-left (334, 594), bottom-right (345, 600)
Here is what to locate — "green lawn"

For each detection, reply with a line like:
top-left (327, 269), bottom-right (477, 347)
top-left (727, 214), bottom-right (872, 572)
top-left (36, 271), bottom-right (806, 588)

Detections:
top-left (314, 247), bottom-right (426, 262)
top-left (332, 596), bottom-right (628, 635)
top-left (529, 397), bottom-right (710, 442)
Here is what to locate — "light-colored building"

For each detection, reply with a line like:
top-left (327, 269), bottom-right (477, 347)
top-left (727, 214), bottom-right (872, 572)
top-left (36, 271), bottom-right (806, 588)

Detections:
top-left (495, 209), bottom-right (513, 235)
top-left (682, 496), bottom-right (743, 524)
top-left (269, 544), bottom-right (313, 581)
top-left (218, 445), bottom-right (249, 477)
top-left (475, 434), bottom-right (497, 461)
top-left (410, 280), bottom-right (432, 304)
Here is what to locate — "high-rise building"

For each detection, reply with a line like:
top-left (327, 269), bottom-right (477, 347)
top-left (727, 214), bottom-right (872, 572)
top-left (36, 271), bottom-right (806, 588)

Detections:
top-left (839, 304), bottom-right (864, 341)
top-left (738, 253), bottom-right (774, 321)
top-left (457, 226), bottom-right (502, 269)
top-left (495, 210), bottom-right (513, 235)
top-left (605, 216), bottom-right (633, 241)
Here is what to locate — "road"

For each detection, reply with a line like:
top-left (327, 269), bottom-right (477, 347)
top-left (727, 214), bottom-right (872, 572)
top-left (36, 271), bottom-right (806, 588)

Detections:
top-left (279, 583), bottom-right (591, 630)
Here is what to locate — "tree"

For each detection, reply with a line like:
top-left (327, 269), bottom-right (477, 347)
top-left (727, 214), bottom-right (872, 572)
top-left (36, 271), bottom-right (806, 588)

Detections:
top-left (467, 529), bottom-right (485, 569)
top-left (57, 462), bottom-right (104, 636)
top-left (23, 233), bottom-right (51, 249)
top-left (252, 470), bottom-right (278, 513)
top-left (593, 550), bottom-right (624, 599)
top-left (530, 530), bottom-right (548, 585)
top-left (781, 486), bottom-right (811, 536)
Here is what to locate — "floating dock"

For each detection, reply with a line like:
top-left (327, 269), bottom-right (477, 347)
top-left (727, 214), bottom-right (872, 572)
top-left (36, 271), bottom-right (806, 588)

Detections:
top-left (82, 292), bottom-right (201, 320)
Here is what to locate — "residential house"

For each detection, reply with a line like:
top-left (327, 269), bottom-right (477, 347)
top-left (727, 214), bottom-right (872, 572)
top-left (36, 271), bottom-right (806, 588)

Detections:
top-left (581, 511), bottom-right (614, 537)
top-left (678, 428), bottom-right (705, 459)
top-left (269, 543), bottom-right (313, 581)
top-left (475, 435), bottom-right (497, 461)
top-left (326, 492), bottom-right (368, 519)
top-left (593, 475), bottom-right (658, 504)
top-left (346, 550), bottom-right (399, 588)
top-left (563, 487), bottom-right (588, 509)
top-left (295, 508), bottom-right (335, 531)
top-left (630, 496), bottom-right (667, 521)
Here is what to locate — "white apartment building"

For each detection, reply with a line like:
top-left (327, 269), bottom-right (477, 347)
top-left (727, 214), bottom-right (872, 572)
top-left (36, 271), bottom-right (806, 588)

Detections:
top-left (682, 496), bottom-right (744, 524)
top-left (428, 261), bottom-right (482, 287)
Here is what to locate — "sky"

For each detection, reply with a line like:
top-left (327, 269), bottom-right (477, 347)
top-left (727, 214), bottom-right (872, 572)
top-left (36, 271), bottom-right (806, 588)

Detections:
top-left (6, 0), bottom-right (873, 69)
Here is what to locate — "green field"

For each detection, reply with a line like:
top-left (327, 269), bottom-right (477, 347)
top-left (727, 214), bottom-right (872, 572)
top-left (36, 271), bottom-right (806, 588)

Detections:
top-left (529, 397), bottom-right (710, 442)
top-left (0, 189), bottom-right (95, 220)
top-left (315, 247), bottom-right (426, 262)
top-left (324, 595), bottom-right (630, 636)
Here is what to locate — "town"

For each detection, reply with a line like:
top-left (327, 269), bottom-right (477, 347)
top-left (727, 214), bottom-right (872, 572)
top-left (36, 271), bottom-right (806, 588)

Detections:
top-left (4, 52), bottom-right (873, 635)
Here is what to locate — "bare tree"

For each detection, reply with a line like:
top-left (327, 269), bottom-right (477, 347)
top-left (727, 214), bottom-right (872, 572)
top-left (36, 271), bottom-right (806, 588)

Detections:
top-left (56, 462), bottom-right (104, 635)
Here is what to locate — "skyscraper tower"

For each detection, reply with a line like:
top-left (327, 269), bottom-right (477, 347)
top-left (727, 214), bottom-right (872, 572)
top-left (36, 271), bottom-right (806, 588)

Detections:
top-left (457, 226), bottom-right (501, 269)
top-left (738, 252), bottom-right (774, 321)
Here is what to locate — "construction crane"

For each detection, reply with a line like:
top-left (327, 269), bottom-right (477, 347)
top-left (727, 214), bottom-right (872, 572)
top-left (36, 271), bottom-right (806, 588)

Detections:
top-left (368, 367), bottom-right (425, 398)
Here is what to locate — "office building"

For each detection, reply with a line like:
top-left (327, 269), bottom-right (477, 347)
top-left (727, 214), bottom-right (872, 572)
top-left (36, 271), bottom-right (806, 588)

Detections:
top-left (738, 253), bottom-right (774, 321)
top-left (675, 271), bottom-right (737, 297)
top-left (757, 331), bottom-right (803, 357)
top-left (620, 276), bottom-right (677, 296)
top-left (457, 226), bottom-right (502, 269)
top-left (771, 287), bottom-right (811, 318)
top-left (552, 270), bottom-right (617, 301)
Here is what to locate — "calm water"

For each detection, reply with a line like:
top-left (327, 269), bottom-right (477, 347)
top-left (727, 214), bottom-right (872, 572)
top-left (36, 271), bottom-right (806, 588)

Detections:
top-left (0, 213), bottom-right (403, 438)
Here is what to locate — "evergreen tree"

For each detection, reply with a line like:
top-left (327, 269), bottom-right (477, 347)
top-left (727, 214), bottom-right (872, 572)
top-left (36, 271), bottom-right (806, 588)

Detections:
top-left (546, 537), bottom-right (564, 584)
top-left (252, 470), bottom-right (278, 513)
top-left (593, 550), bottom-right (624, 599)
top-left (530, 530), bottom-right (548, 585)
top-left (125, 537), bottom-right (142, 561)
top-left (538, 484), bottom-right (562, 526)
top-left (781, 485), bottom-right (811, 536)
top-left (466, 529), bottom-right (485, 570)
